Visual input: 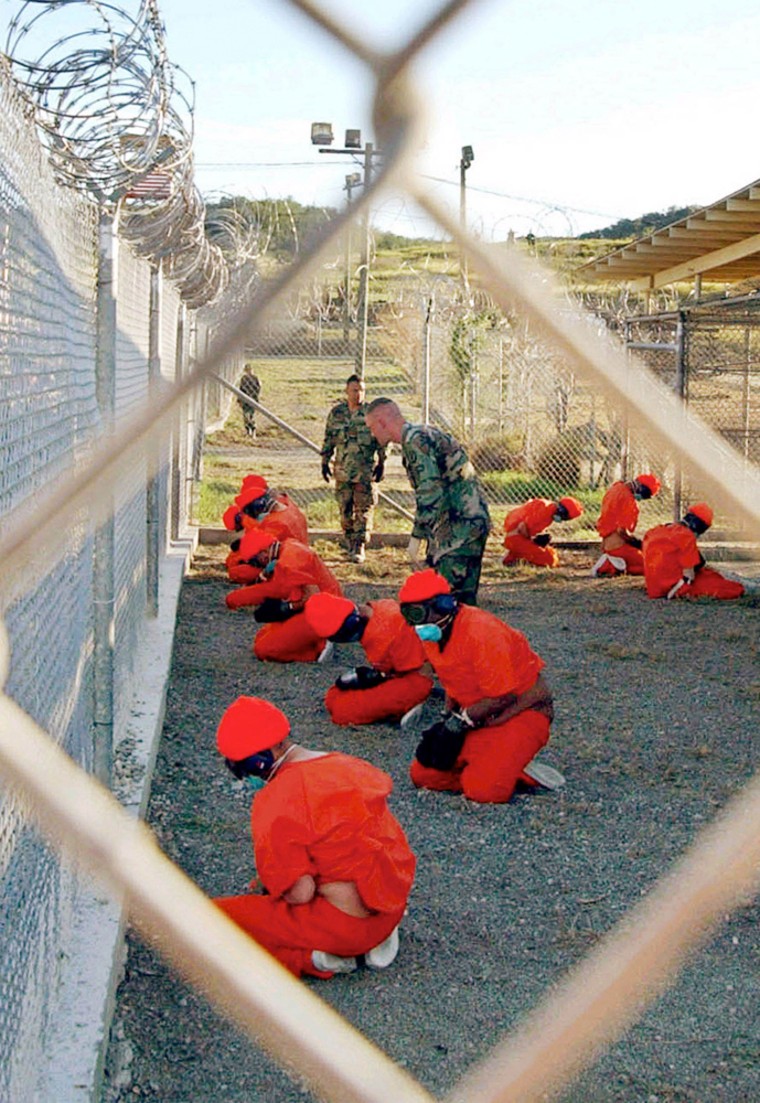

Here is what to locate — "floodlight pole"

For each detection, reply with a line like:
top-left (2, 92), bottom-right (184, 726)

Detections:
top-left (312, 126), bottom-right (382, 379)
top-left (459, 145), bottom-right (473, 284)
top-left (354, 142), bottom-right (374, 379)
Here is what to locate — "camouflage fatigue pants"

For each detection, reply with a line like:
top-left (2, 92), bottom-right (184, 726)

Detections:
top-left (336, 481), bottom-right (377, 548)
top-left (429, 530), bottom-right (488, 605)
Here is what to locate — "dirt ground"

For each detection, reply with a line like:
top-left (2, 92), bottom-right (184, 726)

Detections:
top-left (102, 541), bottom-right (760, 1103)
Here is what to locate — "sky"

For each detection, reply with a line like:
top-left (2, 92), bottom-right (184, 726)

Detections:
top-left (154, 0), bottom-right (760, 240)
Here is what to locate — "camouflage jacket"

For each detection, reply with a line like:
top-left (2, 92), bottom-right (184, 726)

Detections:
top-left (238, 372), bottom-right (261, 400)
top-left (320, 401), bottom-right (385, 485)
top-left (401, 423), bottom-right (491, 560)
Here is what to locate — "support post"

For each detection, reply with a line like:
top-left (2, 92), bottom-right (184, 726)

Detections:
top-left (93, 212), bottom-right (116, 785)
top-left (146, 265), bottom-right (161, 617)
top-left (673, 312), bottom-right (687, 519)
top-left (422, 294), bottom-right (433, 425)
top-left (354, 143), bottom-right (373, 378)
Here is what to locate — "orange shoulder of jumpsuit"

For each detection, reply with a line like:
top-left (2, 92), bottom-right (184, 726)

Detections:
top-left (240, 495), bottom-right (309, 545)
top-left (503, 499), bottom-right (556, 537)
top-left (227, 540), bottom-right (342, 608)
top-left (419, 604), bottom-right (544, 708)
top-left (596, 481), bottom-right (639, 538)
top-left (250, 753), bottom-right (416, 912)
top-left (361, 599), bottom-right (427, 675)
top-left (643, 522), bottom-right (701, 586)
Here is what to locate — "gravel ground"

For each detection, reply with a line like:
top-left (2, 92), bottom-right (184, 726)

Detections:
top-left (102, 542), bottom-right (760, 1103)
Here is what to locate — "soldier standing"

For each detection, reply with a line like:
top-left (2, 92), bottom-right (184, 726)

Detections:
top-left (365, 398), bottom-right (491, 605)
top-left (238, 367), bottom-right (261, 438)
top-left (320, 374), bottom-right (385, 563)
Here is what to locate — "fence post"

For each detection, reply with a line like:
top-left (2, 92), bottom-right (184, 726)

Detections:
top-left (93, 211), bottom-right (116, 785)
top-left (146, 265), bottom-right (161, 617)
top-left (422, 294), bottom-right (433, 425)
top-left (171, 304), bottom-right (186, 541)
top-left (742, 324), bottom-right (752, 461)
top-left (674, 311), bottom-right (687, 519)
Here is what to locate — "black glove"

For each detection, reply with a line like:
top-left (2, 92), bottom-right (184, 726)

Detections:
top-left (534, 533), bottom-right (552, 547)
top-left (415, 713), bottom-right (469, 771)
top-left (372, 460), bottom-right (384, 483)
top-left (230, 538), bottom-right (241, 552)
top-left (321, 458), bottom-right (332, 483)
top-left (335, 666), bottom-right (388, 691)
top-left (254, 598), bottom-right (297, 623)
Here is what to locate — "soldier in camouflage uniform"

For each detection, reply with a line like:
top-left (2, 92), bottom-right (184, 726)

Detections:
top-left (320, 375), bottom-right (386, 563)
top-left (365, 398), bottom-right (491, 605)
top-left (237, 367), bottom-right (261, 437)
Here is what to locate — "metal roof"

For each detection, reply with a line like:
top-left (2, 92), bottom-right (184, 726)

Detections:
top-left (580, 178), bottom-right (760, 289)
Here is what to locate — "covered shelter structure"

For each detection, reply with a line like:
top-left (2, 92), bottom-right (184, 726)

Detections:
top-left (580, 177), bottom-right (760, 293)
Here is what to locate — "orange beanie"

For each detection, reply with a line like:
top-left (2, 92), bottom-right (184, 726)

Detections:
top-left (216, 696), bottom-right (290, 760)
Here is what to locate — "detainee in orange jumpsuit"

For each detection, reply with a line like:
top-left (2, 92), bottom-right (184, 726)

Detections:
top-left (642, 501), bottom-right (745, 600)
top-left (304, 593), bottom-right (434, 727)
top-left (592, 472), bottom-right (661, 577)
top-left (226, 530), bottom-right (343, 662)
top-left (398, 569), bottom-right (563, 804)
top-left (224, 476), bottom-right (309, 584)
top-left (214, 696), bottom-right (415, 978)
top-left (502, 496), bottom-right (583, 568)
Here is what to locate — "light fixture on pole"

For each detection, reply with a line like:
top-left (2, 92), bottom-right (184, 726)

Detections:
top-left (310, 122), bottom-right (382, 378)
top-left (459, 145), bottom-right (474, 282)
top-left (459, 144), bottom-right (474, 229)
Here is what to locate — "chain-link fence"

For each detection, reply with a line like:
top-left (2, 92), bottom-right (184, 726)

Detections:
top-left (224, 256), bottom-right (681, 541)
top-left (0, 56), bottom-right (242, 1100)
top-left (624, 297), bottom-right (760, 532)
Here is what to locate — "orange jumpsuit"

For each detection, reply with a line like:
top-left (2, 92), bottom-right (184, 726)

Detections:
top-left (215, 753), bottom-right (415, 978)
top-left (226, 541), bottom-right (343, 662)
top-left (325, 599), bottom-right (434, 726)
top-left (642, 523), bottom-right (745, 600)
top-left (594, 481), bottom-right (645, 575)
top-left (503, 499), bottom-right (560, 568)
top-left (226, 495), bottom-right (309, 583)
top-left (411, 605), bottom-right (550, 803)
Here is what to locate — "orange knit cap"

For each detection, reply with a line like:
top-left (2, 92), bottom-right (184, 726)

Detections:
top-left (241, 474), bottom-right (268, 491)
top-left (239, 527), bottom-right (277, 560)
top-left (687, 501), bottom-right (713, 527)
top-left (216, 696), bottom-right (290, 760)
top-left (558, 496), bottom-right (583, 519)
top-left (222, 504), bottom-right (240, 531)
top-left (399, 568), bottom-right (451, 603)
top-left (236, 478), bottom-right (269, 509)
top-left (636, 473), bottom-right (661, 495)
top-left (304, 593), bottom-right (357, 637)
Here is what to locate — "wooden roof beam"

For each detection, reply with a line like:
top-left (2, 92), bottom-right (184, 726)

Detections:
top-left (725, 198), bottom-right (760, 213)
top-left (704, 209), bottom-right (760, 226)
top-left (630, 231), bottom-right (760, 289)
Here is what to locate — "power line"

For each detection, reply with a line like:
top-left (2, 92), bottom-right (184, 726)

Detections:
top-left (420, 174), bottom-right (625, 221)
top-left (196, 161), bottom-right (338, 168)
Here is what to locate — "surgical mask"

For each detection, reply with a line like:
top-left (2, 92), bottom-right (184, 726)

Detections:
top-left (243, 775), bottom-right (267, 794)
top-left (415, 623), bottom-right (442, 642)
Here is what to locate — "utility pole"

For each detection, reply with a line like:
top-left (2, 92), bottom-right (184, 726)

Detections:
top-left (354, 141), bottom-right (373, 378)
top-left (459, 144), bottom-right (473, 283)
top-left (311, 124), bottom-right (382, 379)
top-left (343, 172), bottom-right (361, 347)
